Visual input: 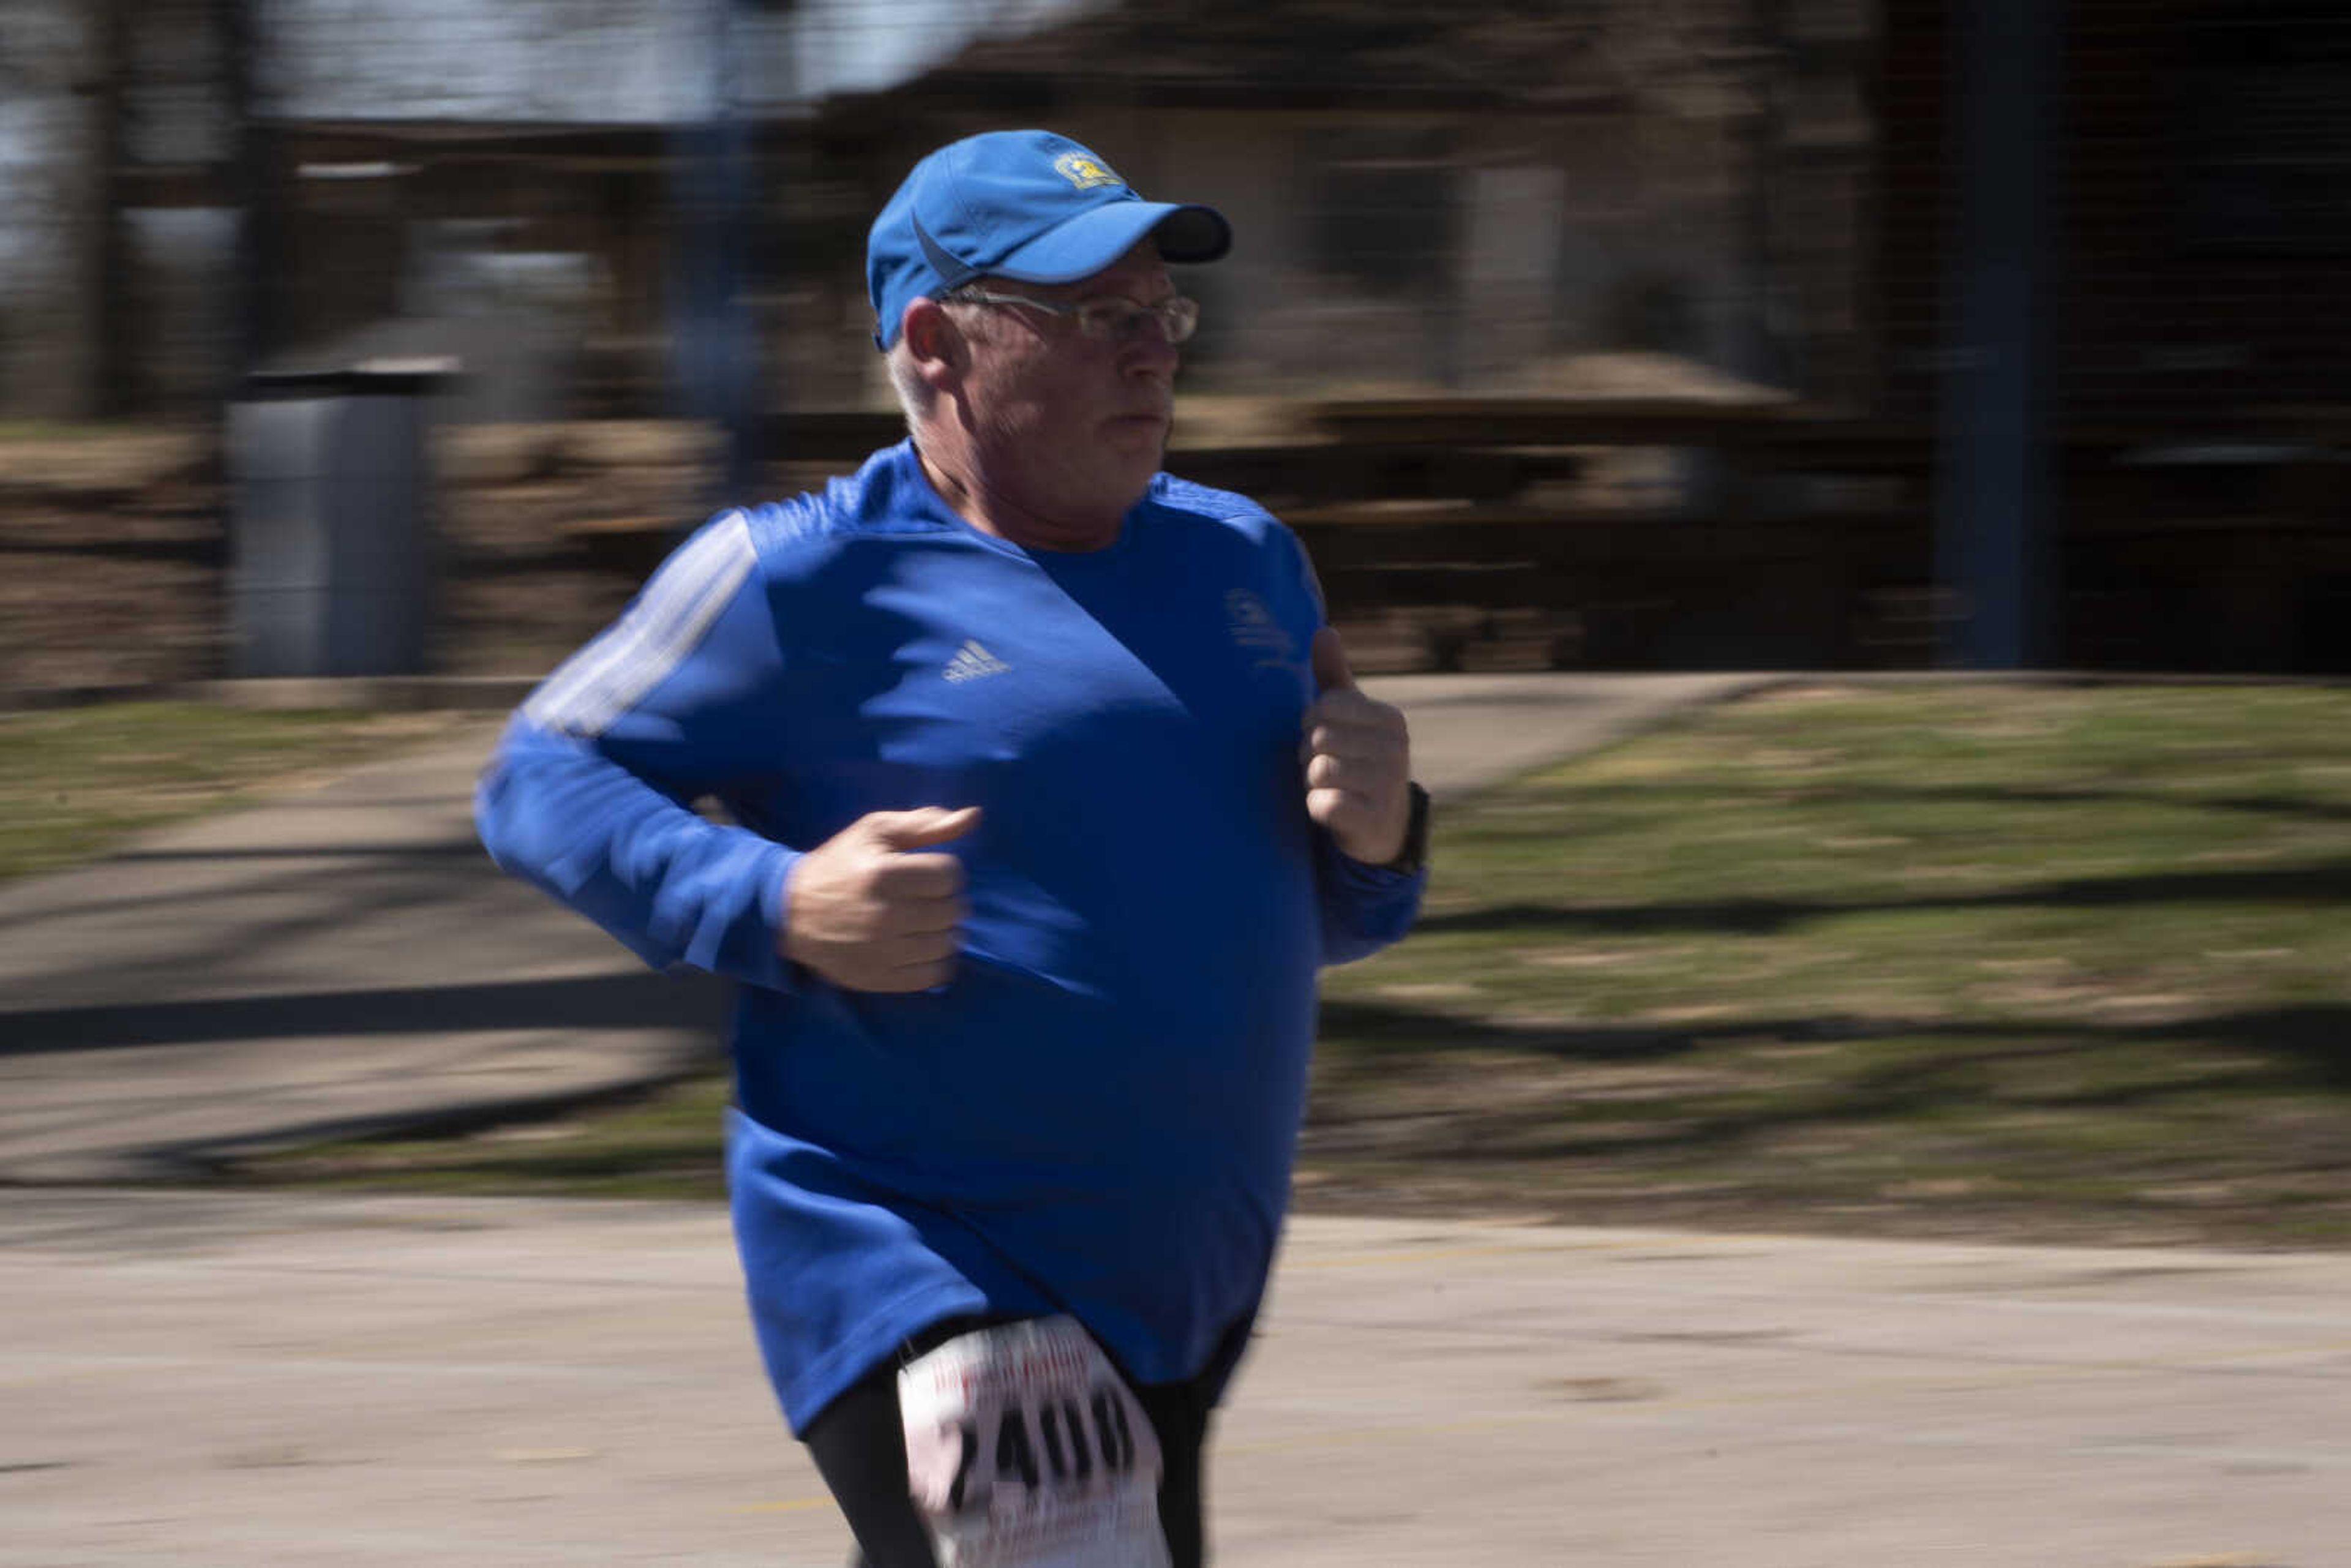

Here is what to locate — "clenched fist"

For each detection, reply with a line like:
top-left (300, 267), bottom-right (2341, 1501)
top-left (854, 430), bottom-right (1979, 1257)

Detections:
top-left (782, 806), bottom-right (978, 992)
top-left (1303, 628), bottom-right (1413, 866)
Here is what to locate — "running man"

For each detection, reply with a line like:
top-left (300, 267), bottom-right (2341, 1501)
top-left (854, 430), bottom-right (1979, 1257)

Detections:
top-left (476, 128), bottom-right (1428, 1567)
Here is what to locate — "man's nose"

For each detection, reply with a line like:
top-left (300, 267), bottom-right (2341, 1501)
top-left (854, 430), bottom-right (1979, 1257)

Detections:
top-left (1121, 327), bottom-right (1180, 373)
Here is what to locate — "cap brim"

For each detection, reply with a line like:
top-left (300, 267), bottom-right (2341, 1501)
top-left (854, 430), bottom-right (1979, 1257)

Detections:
top-left (991, 200), bottom-right (1232, 285)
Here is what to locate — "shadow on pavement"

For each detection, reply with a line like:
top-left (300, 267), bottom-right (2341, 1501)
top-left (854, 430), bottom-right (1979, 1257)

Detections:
top-left (1414, 860), bottom-right (2351, 939)
top-left (2, 971), bottom-right (733, 1057)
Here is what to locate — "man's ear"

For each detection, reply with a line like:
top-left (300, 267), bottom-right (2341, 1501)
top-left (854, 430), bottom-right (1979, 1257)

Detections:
top-left (901, 298), bottom-right (963, 389)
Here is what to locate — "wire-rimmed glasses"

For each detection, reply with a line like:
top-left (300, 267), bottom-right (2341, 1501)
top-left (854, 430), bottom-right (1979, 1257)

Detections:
top-left (942, 287), bottom-right (1200, 345)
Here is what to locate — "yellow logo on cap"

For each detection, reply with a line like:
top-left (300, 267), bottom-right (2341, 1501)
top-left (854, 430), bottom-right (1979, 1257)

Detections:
top-left (1053, 152), bottom-right (1122, 191)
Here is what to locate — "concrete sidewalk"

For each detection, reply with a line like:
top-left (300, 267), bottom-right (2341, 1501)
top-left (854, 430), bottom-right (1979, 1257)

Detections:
top-left (0, 673), bottom-right (1764, 1184)
top-left (7, 1190), bottom-right (2345, 1566)
top-left (0, 717), bottom-right (729, 1183)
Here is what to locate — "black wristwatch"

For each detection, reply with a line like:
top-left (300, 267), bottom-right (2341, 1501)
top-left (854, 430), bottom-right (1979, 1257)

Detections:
top-left (1379, 782), bottom-right (1433, 875)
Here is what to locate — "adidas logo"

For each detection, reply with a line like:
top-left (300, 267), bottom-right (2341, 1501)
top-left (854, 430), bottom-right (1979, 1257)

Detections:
top-left (942, 639), bottom-right (1011, 683)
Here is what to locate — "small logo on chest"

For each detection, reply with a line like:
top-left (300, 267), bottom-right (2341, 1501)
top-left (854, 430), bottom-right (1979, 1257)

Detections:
top-left (1224, 589), bottom-right (1295, 669)
top-left (942, 639), bottom-right (1012, 683)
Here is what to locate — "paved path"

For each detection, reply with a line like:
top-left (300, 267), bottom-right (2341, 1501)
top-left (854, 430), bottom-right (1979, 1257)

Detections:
top-left (0, 673), bottom-right (1764, 1182)
top-left (0, 719), bottom-right (727, 1183)
top-left (7, 1190), bottom-right (2345, 1566)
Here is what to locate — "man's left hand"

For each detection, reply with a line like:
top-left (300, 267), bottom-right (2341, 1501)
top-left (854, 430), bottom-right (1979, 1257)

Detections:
top-left (1303, 627), bottom-right (1413, 866)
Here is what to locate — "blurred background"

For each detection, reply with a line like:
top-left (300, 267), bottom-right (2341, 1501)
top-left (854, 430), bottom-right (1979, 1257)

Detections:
top-left (2, 0), bottom-right (2348, 692)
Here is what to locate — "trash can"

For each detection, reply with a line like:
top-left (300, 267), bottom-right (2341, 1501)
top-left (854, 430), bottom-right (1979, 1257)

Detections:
top-left (228, 360), bottom-right (457, 678)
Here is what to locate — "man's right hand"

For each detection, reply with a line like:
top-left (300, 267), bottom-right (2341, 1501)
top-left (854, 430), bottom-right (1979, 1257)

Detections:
top-left (781, 806), bottom-right (980, 992)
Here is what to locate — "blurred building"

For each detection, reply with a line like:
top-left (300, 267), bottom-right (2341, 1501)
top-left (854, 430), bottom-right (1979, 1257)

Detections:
top-left (6, 0), bottom-right (1874, 419)
top-left (17, 0), bottom-right (2349, 427)
top-left (794, 0), bottom-right (1876, 408)
top-left (7, 0), bottom-right (2346, 671)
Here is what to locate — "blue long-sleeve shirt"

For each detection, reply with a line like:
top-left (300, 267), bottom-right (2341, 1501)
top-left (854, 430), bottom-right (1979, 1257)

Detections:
top-left (477, 441), bottom-right (1423, 1431)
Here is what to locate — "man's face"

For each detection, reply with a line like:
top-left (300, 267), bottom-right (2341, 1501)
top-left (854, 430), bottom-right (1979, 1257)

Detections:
top-left (953, 241), bottom-right (1182, 546)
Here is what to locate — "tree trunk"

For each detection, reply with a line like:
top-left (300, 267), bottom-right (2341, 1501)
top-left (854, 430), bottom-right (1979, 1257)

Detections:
top-left (78, 0), bottom-right (136, 418)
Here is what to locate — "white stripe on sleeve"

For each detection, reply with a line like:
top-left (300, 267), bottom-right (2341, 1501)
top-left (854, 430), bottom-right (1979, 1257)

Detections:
top-left (523, 511), bottom-right (760, 738)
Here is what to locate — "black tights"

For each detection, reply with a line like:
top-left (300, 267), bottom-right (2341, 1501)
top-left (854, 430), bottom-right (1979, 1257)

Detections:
top-left (803, 1318), bottom-right (1240, 1568)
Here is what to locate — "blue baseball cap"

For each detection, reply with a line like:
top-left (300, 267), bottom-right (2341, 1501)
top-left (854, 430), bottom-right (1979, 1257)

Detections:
top-left (867, 129), bottom-right (1232, 350)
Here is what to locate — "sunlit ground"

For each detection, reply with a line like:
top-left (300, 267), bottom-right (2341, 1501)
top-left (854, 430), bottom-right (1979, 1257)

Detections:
top-left (223, 683), bottom-right (2351, 1248)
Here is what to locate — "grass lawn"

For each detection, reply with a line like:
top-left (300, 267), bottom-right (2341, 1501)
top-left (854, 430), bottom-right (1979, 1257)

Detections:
top-left (235, 683), bottom-right (2351, 1247)
top-left (0, 420), bottom-right (133, 442)
top-left (0, 702), bottom-right (473, 885)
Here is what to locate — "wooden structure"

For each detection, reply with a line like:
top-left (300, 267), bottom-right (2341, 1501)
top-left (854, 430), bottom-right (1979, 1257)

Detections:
top-left (564, 399), bottom-right (1919, 672)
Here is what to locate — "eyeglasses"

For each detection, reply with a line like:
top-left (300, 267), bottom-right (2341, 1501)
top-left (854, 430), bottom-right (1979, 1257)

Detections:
top-left (943, 287), bottom-right (1200, 345)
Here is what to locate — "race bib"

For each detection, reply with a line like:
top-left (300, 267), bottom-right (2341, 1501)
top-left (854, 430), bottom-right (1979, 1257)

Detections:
top-left (898, 1317), bottom-right (1169, 1568)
